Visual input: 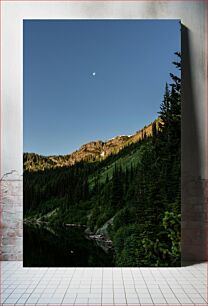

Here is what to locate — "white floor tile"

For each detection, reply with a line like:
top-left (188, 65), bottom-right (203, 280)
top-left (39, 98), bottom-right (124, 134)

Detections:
top-left (63, 296), bottom-right (77, 303)
top-left (114, 298), bottom-right (126, 303)
top-left (3, 298), bottom-right (19, 304)
top-left (126, 297), bottom-right (140, 303)
top-left (176, 296), bottom-right (192, 303)
top-left (26, 297), bottom-right (40, 303)
top-left (165, 296), bottom-right (180, 302)
top-left (114, 293), bottom-right (126, 298)
top-left (103, 289), bottom-right (114, 294)
top-left (102, 296), bottom-right (114, 302)
top-left (75, 297), bottom-right (89, 304)
top-left (89, 298), bottom-right (102, 303)
top-left (188, 294), bottom-right (207, 303)
top-left (125, 294), bottom-right (138, 299)
top-left (138, 298), bottom-right (153, 303)
top-left (102, 294), bottom-right (114, 298)
top-left (89, 293), bottom-right (102, 298)
top-left (137, 293), bottom-right (151, 298)
top-left (1, 261), bottom-right (207, 306)
top-left (91, 289), bottom-right (102, 293)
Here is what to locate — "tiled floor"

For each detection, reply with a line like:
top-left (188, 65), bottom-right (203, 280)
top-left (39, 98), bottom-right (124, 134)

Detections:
top-left (0, 261), bottom-right (207, 305)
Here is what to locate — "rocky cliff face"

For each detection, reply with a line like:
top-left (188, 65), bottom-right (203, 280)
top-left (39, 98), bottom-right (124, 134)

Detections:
top-left (24, 118), bottom-right (160, 171)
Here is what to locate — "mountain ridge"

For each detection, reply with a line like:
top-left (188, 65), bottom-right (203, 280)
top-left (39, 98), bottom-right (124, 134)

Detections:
top-left (24, 118), bottom-right (160, 172)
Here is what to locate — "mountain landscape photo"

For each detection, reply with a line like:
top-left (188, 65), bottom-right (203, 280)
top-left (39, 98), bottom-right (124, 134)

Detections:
top-left (23, 20), bottom-right (181, 267)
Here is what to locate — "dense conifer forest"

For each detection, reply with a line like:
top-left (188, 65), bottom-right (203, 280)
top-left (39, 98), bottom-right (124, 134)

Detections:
top-left (24, 53), bottom-right (181, 267)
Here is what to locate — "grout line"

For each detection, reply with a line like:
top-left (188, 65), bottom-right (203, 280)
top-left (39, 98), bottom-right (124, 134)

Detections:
top-left (100, 268), bottom-right (103, 305)
top-left (130, 268), bottom-right (141, 305)
top-left (139, 268), bottom-right (154, 305)
top-left (121, 268), bottom-right (127, 305)
top-left (112, 267), bottom-right (115, 305)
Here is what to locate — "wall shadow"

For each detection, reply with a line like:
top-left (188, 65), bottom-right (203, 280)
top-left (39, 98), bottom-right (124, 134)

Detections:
top-left (181, 24), bottom-right (207, 266)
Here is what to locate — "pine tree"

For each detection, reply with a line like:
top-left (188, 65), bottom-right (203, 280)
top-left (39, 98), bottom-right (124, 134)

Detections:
top-left (111, 165), bottom-right (124, 210)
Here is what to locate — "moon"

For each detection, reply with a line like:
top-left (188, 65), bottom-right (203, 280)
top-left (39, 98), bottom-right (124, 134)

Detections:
top-left (92, 72), bottom-right (96, 76)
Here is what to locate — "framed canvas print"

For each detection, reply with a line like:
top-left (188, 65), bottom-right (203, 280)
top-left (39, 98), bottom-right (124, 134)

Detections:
top-left (23, 19), bottom-right (181, 267)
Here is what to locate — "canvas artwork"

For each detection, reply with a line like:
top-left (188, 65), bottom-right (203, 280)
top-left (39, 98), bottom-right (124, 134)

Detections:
top-left (23, 20), bottom-right (181, 267)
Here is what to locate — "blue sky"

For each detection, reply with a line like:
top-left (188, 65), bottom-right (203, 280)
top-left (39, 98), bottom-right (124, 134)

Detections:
top-left (24, 20), bottom-right (180, 156)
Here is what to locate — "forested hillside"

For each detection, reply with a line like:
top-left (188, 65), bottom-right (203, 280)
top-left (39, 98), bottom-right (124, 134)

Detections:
top-left (24, 53), bottom-right (181, 267)
top-left (23, 119), bottom-right (159, 172)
